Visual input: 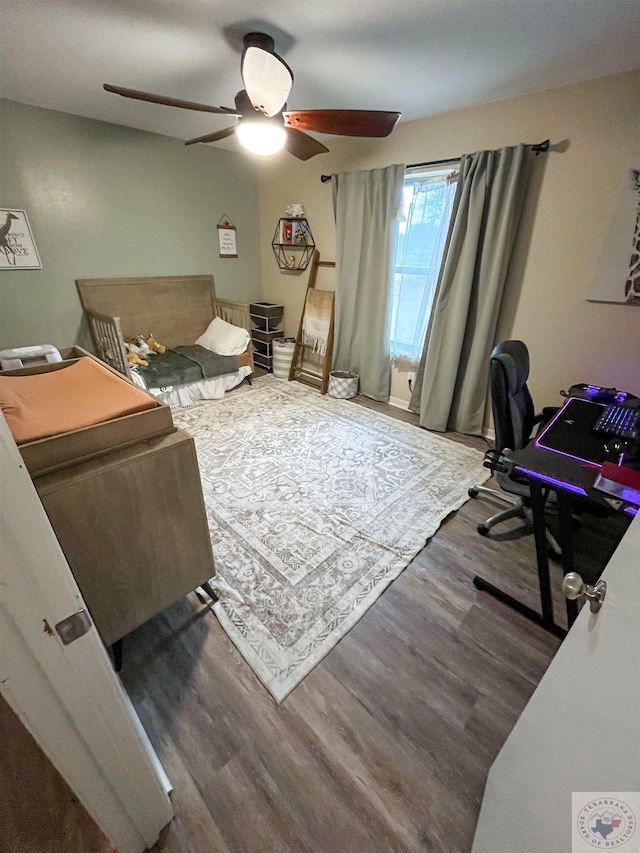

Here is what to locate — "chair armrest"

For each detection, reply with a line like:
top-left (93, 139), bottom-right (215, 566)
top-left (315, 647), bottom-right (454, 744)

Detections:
top-left (483, 448), bottom-right (513, 475)
top-left (532, 406), bottom-right (559, 436)
top-left (533, 406), bottom-right (559, 424)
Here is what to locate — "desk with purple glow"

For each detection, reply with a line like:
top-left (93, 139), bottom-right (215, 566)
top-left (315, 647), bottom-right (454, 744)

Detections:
top-left (473, 397), bottom-right (638, 639)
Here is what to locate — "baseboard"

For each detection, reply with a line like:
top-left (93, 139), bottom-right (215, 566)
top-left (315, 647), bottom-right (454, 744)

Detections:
top-left (388, 396), bottom-right (410, 411)
top-left (387, 397), bottom-right (493, 439)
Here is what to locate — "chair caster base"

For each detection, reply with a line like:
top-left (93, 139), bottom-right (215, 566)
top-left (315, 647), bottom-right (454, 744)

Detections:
top-left (468, 487), bottom-right (479, 498)
top-left (477, 524), bottom-right (489, 536)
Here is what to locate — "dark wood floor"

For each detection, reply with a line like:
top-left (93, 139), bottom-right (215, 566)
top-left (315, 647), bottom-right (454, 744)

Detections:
top-left (121, 390), bottom-right (627, 853)
top-left (0, 695), bottom-right (115, 853)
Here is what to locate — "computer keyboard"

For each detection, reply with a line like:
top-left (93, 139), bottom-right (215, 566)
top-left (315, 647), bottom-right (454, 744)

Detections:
top-left (593, 404), bottom-right (640, 437)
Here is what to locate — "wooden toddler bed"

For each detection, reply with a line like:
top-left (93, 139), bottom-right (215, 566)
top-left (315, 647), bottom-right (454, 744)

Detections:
top-left (76, 274), bottom-right (253, 403)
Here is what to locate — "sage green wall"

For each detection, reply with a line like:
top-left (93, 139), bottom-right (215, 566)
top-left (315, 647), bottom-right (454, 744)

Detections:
top-left (0, 99), bottom-right (262, 350)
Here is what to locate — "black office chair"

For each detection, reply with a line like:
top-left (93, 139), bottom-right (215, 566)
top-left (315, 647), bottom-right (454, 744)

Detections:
top-left (469, 340), bottom-right (561, 553)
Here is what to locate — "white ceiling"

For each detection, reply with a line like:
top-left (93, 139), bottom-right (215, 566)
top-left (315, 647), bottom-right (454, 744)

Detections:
top-left (2, 0), bottom-right (640, 150)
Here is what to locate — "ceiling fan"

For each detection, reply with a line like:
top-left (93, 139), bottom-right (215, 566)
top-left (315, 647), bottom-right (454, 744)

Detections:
top-left (104, 32), bottom-right (401, 160)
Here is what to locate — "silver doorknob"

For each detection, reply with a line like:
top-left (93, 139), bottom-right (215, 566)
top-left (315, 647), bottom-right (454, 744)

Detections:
top-left (562, 572), bottom-right (607, 613)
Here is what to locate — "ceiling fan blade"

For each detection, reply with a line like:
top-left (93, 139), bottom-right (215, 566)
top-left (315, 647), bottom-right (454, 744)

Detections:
top-left (284, 128), bottom-right (329, 161)
top-left (103, 84), bottom-right (240, 116)
top-left (284, 109), bottom-right (400, 138)
top-left (241, 45), bottom-right (293, 117)
top-left (184, 126), bottom-right (237, 146)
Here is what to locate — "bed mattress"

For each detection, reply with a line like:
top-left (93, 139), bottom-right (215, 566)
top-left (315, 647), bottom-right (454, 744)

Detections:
top-left (0, 356), bottom-right (158, 444)
top-left (145, 364), bottom-right (252, 407)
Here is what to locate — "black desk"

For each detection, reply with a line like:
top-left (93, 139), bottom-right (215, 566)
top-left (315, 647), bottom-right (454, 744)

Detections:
top-left (473, 398), bottom-right (638, 639)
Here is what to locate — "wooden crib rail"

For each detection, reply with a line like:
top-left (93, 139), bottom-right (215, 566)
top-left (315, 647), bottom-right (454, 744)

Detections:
top-left (212, 298), bottom-right (254, 370)
top-left (85, 310), bottom-right (131, 378)
top-left (213, 297), bottom-right (250, 328)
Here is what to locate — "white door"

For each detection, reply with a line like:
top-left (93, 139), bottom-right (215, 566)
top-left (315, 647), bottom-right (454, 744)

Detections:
top-left (472, 512), bottom-right (640, 853)
top-left (0, 413), bottom-right (173, 853)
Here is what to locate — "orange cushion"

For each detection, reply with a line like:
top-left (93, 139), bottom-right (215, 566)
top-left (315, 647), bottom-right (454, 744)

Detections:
top-left (0, 357), bottom-right (158, 444)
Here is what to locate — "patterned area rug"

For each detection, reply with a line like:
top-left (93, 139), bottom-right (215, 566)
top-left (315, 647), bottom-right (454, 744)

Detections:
top-left (173, 377), bottom-right (489, 702)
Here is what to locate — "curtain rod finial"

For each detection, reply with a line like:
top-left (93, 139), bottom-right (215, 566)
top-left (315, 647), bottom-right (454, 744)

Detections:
top-left (532, 139), bottom-right (550, 155)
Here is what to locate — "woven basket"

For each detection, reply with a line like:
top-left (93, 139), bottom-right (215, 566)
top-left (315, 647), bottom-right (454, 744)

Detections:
top-left (328, 370), bottom-right (359, 399)
top-left (272, 338), bottom-right (295, 379)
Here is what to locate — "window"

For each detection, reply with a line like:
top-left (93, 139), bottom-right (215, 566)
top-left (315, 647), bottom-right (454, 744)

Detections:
top-left (390, 169), bottom-right (458, 368)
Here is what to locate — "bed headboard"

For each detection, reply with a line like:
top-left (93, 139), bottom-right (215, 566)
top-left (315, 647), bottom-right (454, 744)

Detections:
top-left (76, 275), bottom-right (219, 347)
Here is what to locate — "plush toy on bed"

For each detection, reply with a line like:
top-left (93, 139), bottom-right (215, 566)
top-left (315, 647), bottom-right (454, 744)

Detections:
top-left (126, 335), bottom-right (154, 357)
top-left (124, 336), bottom-right (153, 367)
top-left (145, 334), bottom-right (167, 354)
top-left (126, 351), bottom-right (149, 367)
top-left (124, 334), bottom-right (168, 368)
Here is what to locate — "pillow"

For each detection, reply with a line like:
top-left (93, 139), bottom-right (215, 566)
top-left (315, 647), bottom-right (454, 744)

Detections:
top-left (196, 316), bottom-right (250, 356)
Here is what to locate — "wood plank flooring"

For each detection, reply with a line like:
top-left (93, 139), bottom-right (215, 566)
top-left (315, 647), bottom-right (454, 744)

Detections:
top-left (120, 390), bottom-right (627, 853)
top-left (0, 695), bottom-right (115, 853)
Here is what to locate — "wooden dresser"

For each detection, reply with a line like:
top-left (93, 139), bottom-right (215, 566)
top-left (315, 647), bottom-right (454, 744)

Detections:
top-left (4, 347), bottom-right (216, 649)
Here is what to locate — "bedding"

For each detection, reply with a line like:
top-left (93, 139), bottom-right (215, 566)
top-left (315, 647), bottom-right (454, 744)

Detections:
top-left (0, 357), bottom-right (157, 444)
top-left (145, 364), bottom-right (253, 408)
top-left (196, 316), bottom-right (250, 356)
top-left (131, 345), bottom-right (247, 390)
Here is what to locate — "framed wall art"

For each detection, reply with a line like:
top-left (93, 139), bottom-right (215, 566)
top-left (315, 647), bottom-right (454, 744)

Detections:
top-left (0, 208), bottom-right (42, 270)
top-left (587, 158), bottom-right (640, 304)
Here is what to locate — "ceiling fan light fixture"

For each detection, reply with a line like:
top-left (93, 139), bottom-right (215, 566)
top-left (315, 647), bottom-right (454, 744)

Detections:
top-left (235, 121), bottom-right (286, 157)
top-left (104, 31), bottom-right (401, 162)
top-left (241, 45), bottom-right (293, 116)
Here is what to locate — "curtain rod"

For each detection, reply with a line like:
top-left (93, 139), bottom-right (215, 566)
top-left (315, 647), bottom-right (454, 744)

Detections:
top-left (319, 139), bottom-right (550, 183)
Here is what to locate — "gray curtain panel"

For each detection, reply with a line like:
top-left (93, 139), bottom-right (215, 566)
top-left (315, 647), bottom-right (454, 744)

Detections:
top-left (409, 144), bottom-right (531, 434)
top-left (332, 164), bottom-right (405, 402)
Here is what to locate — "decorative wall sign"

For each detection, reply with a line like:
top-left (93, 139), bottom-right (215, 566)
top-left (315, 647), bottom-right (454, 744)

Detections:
top-left (587, 158), bottom-right (640, 304)
top-left (217, 215), bottom-right (237, 258)
top-left (0, 209), bottom-right (42, 270)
